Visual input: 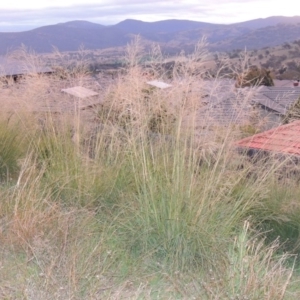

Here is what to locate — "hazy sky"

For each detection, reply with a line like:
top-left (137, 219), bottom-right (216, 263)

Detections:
top-left (0, 0), bottom-right (298, 32)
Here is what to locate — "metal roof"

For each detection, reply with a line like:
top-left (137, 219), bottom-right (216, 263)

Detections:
top-left (61, 86), bottom-right (99, 99)
top-left (235, 120), bottom-right (300, 156)
top-left (197, 81), bottom-right (254, 126)
top-left (273, 80), bottom-right (296, 87)
top-left (0, 57), bottom-right (53, 76)
top-left (147, 80), bottom-right (172, 89)
top-left (252, 86), bottom-right (300, 115)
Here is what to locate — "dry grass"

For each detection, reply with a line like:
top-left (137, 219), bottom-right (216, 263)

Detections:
top-left (0, 43), bottom-right (299, 299)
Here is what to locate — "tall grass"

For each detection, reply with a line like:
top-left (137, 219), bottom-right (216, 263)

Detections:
top-left (0, 43), bottom-right (299, 298)
top-left (0, 115), bottom-right (26, 182)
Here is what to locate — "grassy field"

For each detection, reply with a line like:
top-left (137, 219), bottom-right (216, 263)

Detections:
top-left (0, 44), bottom-right (300, 299)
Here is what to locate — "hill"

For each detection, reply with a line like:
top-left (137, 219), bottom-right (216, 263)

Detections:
top-left (223, 39), bottom-right (300, 80)
top-left (213, 23), bottom-right (300, 51)
top-left (0, 21), bottom-right (130, 54)
top-left (113, 19), bottom-right (222, 34)
top-left (0, 17), bottom-right (300, 54)
top-left (236, 15), bottom-right (300, 29)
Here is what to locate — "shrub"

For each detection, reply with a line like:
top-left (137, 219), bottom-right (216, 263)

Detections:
top-left (0, 44), bottom-right (299, 298)
top-left (0, 118), bottom-right (25, 182)
top-left (235, 66), bottom-right (274, 87)
top-left (200, 221), bottom-right (295, 300)
top-left (283, 97), bottom-right (300, 124)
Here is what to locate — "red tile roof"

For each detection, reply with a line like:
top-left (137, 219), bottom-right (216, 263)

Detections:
top-left (235, 120), bottom-right (300, 156)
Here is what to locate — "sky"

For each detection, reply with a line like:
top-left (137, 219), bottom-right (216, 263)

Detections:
top-left (0, 0), bottom-right (299, 32)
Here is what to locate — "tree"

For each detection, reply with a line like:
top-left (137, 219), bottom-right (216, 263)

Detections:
top-left (235, 66), bottom-right (274, 88)
top-left (283, 97), bottom-right (300, 124)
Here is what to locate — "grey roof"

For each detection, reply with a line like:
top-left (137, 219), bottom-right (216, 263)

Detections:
top-left (61, 86), bottom-right (99, 99)
top-left (273, 80), bottom-right (296, 87)
top-left (196, 80), bottom-right (254, 126)
top-left (253, 86), bottom-right (300, 115)
top-left (147, 80), bottom-right (172, 89)
top-left (172, 80), bottom-right (300, 127)
top-left (0, 57), bottom-right (53, 76)
top-left (194, 81), bottom-right (300, 128)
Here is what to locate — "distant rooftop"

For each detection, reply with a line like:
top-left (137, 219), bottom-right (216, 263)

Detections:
top-left (236, 120), bottom-right (300, 156)
top-left (252, 86), bottom-right (300, 114)
top-left (0, 57), bottom-right (53, 76)
top-left (147, 80), bottom-right (172, 89)
top-left (197, 80), bottom-right (253, 126)
top-left (273, 79), bottom-right (297, 88)
top-left (61, 86), bottom-right (99, 99)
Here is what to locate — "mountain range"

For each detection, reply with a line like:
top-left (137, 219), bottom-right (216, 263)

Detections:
top-left (0, 16), bottom-right (300, 55)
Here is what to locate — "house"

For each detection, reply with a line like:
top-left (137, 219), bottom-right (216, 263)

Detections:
top-left (250, 86), bottom-right (300, 128)
top-left (196, 79), bottom-right (255, 127)
top-left (273, 79), bottom-right (297, 87)
top-left (253, 86), bottom-right (300, 115)
top-left (146, 80), bottom-right (172, 89)
top-left (235, 120), bottom-right (300, 157)
top-left (61, 86), bottom-right (101, 110)
top-left (205, 84), bottom-right (300, 131)
top-left (0, 57), bottom-right (53, 82)
top-left (191, 80), bottom-right (300, 129)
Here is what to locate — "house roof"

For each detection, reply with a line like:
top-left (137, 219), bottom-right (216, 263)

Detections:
top-left (235, 120), bottom-right (300, 156)
top-left (273, 80), bottom-right (296, 87)
top-left (0, 57), bottom-right (53, 76)
top-left (197, 80), bottom-right (254, 126)
top-left (198, 94), bottom-right (252, 126)
top-left (147, 80), bottom-right (172, 89)
top-left (61, 86), bottom-right (98, 99)
top-left (252, 86), bottom-right (300, 114)
top-left (61, 86), bottom-right (101, 110)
